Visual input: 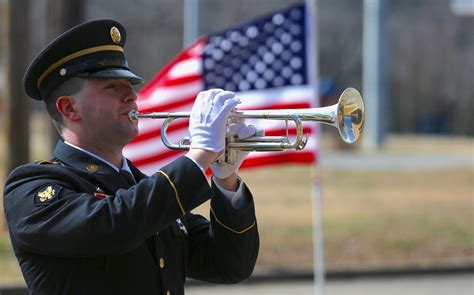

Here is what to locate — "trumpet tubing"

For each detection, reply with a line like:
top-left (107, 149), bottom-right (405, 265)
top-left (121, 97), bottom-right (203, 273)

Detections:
top-left (128, 88), bottom-right (364, 162)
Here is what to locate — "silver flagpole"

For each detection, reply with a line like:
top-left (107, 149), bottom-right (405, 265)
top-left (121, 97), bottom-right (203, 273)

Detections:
top-left (183, 0), bottom-right (201, 48)
top-left (305, 0), bottom-right (325, 294)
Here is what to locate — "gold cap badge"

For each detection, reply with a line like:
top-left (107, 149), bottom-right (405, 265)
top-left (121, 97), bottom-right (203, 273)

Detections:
top-left (110, 26), bottom-right (121, 44)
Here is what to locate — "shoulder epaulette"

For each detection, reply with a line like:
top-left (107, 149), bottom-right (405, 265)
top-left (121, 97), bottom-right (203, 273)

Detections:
top-left (35, 160), bottom-right (64, 166)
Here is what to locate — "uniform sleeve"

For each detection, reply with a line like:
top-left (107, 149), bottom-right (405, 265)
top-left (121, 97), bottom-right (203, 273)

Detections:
top-left (185, 181), bottom-right (259, 283)
top-left (3, 157), bottom-right (212, 257)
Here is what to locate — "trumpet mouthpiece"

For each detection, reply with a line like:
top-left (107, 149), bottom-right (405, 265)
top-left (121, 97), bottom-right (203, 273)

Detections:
top-left (128, 110), bottom-right (139, 121)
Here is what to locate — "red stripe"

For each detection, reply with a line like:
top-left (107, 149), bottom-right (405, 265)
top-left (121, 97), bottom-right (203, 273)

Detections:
top-left (241, 151), bottom-right (316, 168)
top-left (161, 74), bottom-right (202, 87)
top-left (132, 150), bottom-right (184, 167)
top-left (139, 38), bottom-right (205, 98)
top-left (264, 127), bottom-right (313, 136)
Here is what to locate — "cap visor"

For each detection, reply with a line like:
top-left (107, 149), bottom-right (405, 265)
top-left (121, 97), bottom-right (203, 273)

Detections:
top-left (77, 69), bottom-right (144, 85)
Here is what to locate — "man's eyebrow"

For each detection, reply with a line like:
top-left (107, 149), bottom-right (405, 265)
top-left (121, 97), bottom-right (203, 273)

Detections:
top-left (102, 81), bottom-right (116, 88)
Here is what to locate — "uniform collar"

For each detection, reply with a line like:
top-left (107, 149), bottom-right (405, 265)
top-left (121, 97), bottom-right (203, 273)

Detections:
top-left (63, 141), bottom-right (131, 172)
top-left (52, 140), bottom-right (129, 174)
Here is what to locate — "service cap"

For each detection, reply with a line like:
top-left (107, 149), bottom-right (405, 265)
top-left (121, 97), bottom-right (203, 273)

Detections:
top-left (24, 19), bottom-right (143, 100)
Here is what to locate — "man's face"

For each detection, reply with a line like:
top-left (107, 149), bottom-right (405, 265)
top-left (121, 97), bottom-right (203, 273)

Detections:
top-left (74, 78), bottom-right (139, 146)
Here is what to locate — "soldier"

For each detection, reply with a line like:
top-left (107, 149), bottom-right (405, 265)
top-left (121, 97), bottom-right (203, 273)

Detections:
top-left (3, 19), bottom-right (259, 294)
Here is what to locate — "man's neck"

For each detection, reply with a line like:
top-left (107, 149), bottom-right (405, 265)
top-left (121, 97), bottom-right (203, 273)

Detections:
top-left (63, 135), bottom-right (124, 168)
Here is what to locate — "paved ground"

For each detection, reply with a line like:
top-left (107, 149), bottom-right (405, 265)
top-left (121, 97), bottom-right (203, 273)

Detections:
top-left (2, 275), bottom-right (473, 295)
top-left (186, 274), bottom-right (474, 295)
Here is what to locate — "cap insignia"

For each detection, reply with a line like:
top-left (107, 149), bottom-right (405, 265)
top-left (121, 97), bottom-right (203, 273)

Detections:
top-left (110, 26), bottom-right (121, 44)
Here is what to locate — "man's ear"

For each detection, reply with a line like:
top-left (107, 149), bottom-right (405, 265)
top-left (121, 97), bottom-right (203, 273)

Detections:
top-left (56, 96), bottom-right (80, 121)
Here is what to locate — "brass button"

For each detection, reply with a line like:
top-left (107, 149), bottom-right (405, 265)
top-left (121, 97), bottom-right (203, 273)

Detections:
top-left (86, 163), bottom-right (99, 172)
top-left (159, 257), bottom-right (165, 269)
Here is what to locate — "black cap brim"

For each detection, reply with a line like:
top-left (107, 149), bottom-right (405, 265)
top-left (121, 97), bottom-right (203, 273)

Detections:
top-left (76, 69), bottom-right (144, 85)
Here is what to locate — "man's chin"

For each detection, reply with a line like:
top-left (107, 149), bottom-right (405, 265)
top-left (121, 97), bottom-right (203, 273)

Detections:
top-left (125, 127), bottom-right (140, 143)
top-left (114, 125), bottom-right (139, 146)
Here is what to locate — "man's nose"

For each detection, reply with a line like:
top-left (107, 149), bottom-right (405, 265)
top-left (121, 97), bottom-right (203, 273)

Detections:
top-left (124, 90), bottom-right (138, 102)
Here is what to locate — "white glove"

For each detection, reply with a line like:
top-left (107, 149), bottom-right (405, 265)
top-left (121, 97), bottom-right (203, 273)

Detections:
top-left (211, 122), bottom-right (263, 179)
top-left (189, 89), bottom-right (240, 152)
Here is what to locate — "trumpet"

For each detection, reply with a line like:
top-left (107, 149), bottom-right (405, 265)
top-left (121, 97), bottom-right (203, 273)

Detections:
top-left (129, 87), bottom-right (364, 163)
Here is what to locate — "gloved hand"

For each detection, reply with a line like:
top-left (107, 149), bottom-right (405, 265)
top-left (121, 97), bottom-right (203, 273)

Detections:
top-left (211, 121), bottom-right (263, 179)
top-left (189, 89), bottom-right (240, 153)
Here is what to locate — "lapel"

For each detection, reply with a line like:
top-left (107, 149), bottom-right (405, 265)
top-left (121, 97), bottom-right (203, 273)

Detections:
top-left (126, 158), bottom-right (147, 182)
top-left (51, 140), bottom-right (134, 193)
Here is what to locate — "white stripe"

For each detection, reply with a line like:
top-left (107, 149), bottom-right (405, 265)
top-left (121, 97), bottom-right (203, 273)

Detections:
top-left (188, 41), bottom-right (204, 56)
top-left (167, 58), bottom-right (202, 79)
top-left (236, 85), bottom-right (316, 109)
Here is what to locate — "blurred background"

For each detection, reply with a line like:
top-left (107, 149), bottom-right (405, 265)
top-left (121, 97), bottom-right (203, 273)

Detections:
top-left (0, 0), bottom-right (473, 293)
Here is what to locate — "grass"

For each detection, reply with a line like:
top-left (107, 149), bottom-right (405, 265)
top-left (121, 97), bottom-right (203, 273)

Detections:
top-left (0, 237), bottom-right (23, 285)
top-left (0, 119), bottom-right (473, 283)
top-left (233, 166), bottom-right (474, 271)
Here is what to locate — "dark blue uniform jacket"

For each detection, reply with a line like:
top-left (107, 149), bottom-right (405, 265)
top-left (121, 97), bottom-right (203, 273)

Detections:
top-left (3, 140), bottom-right (259, 294)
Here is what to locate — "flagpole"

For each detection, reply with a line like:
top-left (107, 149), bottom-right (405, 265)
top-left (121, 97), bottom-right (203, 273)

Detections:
top-left (183, 0), bottom-right (201, 48)
top-left (306, 0), bottom-right (325, 294)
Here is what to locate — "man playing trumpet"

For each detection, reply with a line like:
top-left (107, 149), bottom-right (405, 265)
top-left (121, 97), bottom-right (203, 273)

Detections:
top-left (3, 19), bottom-right (259, 294)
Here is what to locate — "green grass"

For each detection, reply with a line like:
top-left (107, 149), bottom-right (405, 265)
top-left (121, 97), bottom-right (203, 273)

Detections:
top-left (0, 236), bottom-right (13, 257)
top-left (0, 236), bottom-right (24, 285)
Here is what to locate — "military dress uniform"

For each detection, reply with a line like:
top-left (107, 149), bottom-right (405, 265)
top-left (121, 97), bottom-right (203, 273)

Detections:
top-left (4, 141), bottom-right (259, 294)
top-left (3, 19), bottom-right (259, 295)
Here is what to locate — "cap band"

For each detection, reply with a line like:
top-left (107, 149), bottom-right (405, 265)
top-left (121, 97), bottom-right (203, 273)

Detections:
top-left (65, 58), bottom-right (129, 77)
top-left (37, 44), bottom-right (124, 88)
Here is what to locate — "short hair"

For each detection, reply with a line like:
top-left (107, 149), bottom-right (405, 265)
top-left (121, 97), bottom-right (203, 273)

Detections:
top-left (45, 77), bottom-right (84, 134)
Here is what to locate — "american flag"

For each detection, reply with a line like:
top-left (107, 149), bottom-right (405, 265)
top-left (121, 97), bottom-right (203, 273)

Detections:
top-left (124, 3), bottom-right (318, 175)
